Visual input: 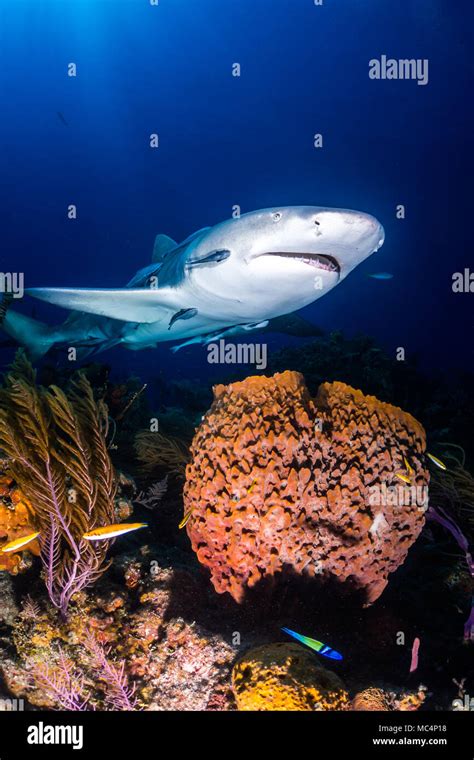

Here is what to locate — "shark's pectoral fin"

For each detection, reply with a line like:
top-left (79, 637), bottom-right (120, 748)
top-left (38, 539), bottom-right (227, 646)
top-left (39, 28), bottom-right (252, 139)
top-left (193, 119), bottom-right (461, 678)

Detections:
top-left (27, 287), bottom-right (179, 324)
top-left (126, 262), bottom-right (162, 288)
top-left (168, 308), bottom-right (198, 330)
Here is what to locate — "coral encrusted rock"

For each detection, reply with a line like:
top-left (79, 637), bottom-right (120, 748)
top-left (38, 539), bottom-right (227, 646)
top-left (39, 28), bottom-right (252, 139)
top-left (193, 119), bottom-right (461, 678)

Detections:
top-left (0, 473), bottom-right (39, 574)
top-left (183, 371), bottom-right (428, 603)
top-left (352, 687), bottom-right (391, 711)
top-left (232, 643), bottom-right (348, 711)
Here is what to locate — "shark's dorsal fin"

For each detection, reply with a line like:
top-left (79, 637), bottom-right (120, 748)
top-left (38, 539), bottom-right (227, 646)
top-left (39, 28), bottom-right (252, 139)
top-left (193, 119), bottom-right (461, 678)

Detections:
top-left (152, 234), bottom-right (177, 263)
top-left (27, 287), bottom-right (181, 324)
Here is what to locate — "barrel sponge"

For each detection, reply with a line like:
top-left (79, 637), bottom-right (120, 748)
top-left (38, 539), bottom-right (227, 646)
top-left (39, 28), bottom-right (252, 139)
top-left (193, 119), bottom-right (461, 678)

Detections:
top-left (232, 643), bottom-right (349, 711)
top-left (183, 371), bottom-right (428, 604)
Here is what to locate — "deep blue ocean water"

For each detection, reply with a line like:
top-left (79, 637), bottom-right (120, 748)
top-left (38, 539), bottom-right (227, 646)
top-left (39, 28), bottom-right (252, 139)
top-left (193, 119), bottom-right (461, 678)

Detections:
top-left (0, 0), bottom-right (472, 384)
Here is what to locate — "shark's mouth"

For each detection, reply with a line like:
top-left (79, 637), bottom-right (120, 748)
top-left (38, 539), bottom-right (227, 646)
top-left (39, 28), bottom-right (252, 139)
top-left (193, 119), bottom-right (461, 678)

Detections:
top-left (261, 251), bottom-right (341, 275)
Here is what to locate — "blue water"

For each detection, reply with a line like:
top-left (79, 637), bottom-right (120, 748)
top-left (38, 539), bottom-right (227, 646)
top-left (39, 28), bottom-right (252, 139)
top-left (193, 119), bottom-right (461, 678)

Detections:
top-left (0, 0), bottom-right (472, 382)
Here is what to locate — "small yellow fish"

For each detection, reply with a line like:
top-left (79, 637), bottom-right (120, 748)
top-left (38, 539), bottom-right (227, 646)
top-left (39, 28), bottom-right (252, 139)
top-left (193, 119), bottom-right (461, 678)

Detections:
top-left (179, 509), bottom-right (193, 529)
top-left (403, 457), bottom-right (414, 476)
top-left (1, 531), bottom-right (40, 553)
top-left (82, 523), bottom-right (147, 541)
top-left (395, 472), bottom-right (411, 484)
top-left (247, 480), bottom-right (258, 496)
top-left (427, 453), bottom-right (447, 471)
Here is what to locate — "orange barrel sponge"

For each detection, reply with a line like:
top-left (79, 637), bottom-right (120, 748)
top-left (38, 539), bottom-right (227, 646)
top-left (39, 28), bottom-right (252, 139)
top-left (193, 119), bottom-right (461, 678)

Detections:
top-left (183, 371), bottom-right (429, 604)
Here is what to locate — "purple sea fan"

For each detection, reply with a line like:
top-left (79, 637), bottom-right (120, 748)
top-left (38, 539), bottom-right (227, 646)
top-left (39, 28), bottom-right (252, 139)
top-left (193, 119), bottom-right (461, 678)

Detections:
top-left (32, 647), bottom-right (90, 711)
top-left (19, 594), bottom-right (41, 621)
top-left (0, 355), bottom-right (117, 618)
top-left (427, 505), bottom-right (474, 641)
top-left (134, 475), bottom-right (168, 510)
top-left (84, 629), bottom-right (138, 711)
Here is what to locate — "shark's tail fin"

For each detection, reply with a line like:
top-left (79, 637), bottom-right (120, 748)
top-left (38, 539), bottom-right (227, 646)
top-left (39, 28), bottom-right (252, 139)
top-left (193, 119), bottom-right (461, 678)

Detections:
top-left (1, 305), bottom-right (56, 361)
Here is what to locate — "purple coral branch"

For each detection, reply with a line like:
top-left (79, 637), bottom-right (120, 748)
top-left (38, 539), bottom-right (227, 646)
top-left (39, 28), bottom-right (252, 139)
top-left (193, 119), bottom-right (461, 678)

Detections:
top-left (33, 648), bottom-right (90, 711)
top-left (84, 631), bottom-right (137, 710)
top-left (427, 506), bottom-right (473, 575)
top-left (37, 461), bottom-right (108, 618)
top-left (427, 505), bottom-right (474, 641)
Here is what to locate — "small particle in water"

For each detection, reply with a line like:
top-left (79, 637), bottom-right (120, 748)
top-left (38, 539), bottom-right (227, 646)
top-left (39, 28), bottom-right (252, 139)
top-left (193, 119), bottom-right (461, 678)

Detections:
top-left (368, 272), bottom-right (393, 280)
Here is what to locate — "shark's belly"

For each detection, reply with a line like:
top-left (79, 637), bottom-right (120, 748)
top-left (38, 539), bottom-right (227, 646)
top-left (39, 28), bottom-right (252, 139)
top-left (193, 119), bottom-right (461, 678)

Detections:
top-left (121, 315), bottom-right (237, 348)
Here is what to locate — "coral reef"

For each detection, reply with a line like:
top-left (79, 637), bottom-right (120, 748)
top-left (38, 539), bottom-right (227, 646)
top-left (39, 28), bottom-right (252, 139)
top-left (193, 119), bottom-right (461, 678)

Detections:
top-left (1, 552), bottom-right (237, 711)
top-left (352, 687), bottom-right (391, 710)
top-left (0, 472), bottom-right (39, 573)
top-left (0, 352), bottom-right (117, 616)
top-left (184, 371), bottom-right (428, 604)
top-left (232, 642), bottom-right (348, 711)
top-left (0, 574), bottom-right (19, 626)
top-left (351, 686), bottom-right (426, 711)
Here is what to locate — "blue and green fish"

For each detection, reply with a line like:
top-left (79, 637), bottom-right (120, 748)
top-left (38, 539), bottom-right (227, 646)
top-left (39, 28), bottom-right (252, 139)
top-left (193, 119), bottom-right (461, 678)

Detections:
top-left (281, 627), bottom-right (343, 660)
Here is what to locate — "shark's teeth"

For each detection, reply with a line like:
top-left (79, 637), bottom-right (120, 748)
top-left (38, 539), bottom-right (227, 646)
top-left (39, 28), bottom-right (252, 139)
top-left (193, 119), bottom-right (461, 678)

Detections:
top-left (263, 252), bottom-right (340, 273)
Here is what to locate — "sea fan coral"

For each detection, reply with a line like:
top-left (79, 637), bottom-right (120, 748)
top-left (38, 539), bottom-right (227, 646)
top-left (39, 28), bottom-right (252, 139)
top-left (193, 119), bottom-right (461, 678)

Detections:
top-left (0, 352), bottom-right (117, 617)
top-left (32, 647), bottom-right (90, 711)
top-left (134, 430), bottom-right (189, 478)
top-left (183, 371), bottom-right (428, 603)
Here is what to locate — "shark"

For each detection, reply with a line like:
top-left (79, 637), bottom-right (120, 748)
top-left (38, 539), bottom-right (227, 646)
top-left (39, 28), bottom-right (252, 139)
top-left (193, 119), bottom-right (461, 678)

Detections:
top-left (1, 206), bottom-right (384, 360)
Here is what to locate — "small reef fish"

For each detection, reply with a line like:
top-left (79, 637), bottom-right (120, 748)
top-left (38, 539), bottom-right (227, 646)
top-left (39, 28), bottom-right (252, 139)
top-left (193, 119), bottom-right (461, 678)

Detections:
top-left (403, 456), bottom-right (414, 476)
top-left (1, 531), bottom-right (40, 553)
top-left (82, 523), bottom-right (147, 541)
top-left (395, 472), bottom-right (411, 484)
top-left (368, 272), bottom-right (393, 280)
top-left (247, 480), bottom-right (258, 495)
top-left (427, 453), bottom-right (447, 471)
top-left (179, 509), bottom-right (194, 529)
top-left (281, 627), bottom-right (343, 661)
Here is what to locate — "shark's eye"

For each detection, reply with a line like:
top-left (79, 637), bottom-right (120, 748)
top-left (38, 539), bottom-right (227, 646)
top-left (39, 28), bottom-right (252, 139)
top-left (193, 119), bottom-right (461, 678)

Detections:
top-left (272, 212), bottom-right (282, 222)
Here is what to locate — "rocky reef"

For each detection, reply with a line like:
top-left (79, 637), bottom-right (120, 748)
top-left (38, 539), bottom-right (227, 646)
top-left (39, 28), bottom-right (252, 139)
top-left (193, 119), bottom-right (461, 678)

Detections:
top-left (183, 371), bottom-right (429, 604)
top-left (0, 353), bottom-right (471, 712)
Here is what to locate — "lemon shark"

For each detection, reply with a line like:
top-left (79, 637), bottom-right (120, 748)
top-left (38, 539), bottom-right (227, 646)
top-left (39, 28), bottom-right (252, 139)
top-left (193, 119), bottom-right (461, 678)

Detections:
top-left (1, 206), bottom-right (384, 360)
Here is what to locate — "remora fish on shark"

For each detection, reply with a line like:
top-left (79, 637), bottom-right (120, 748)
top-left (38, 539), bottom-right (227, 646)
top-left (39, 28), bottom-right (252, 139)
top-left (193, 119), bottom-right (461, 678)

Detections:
top-left (1, 206), bottom-right (384, 359)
